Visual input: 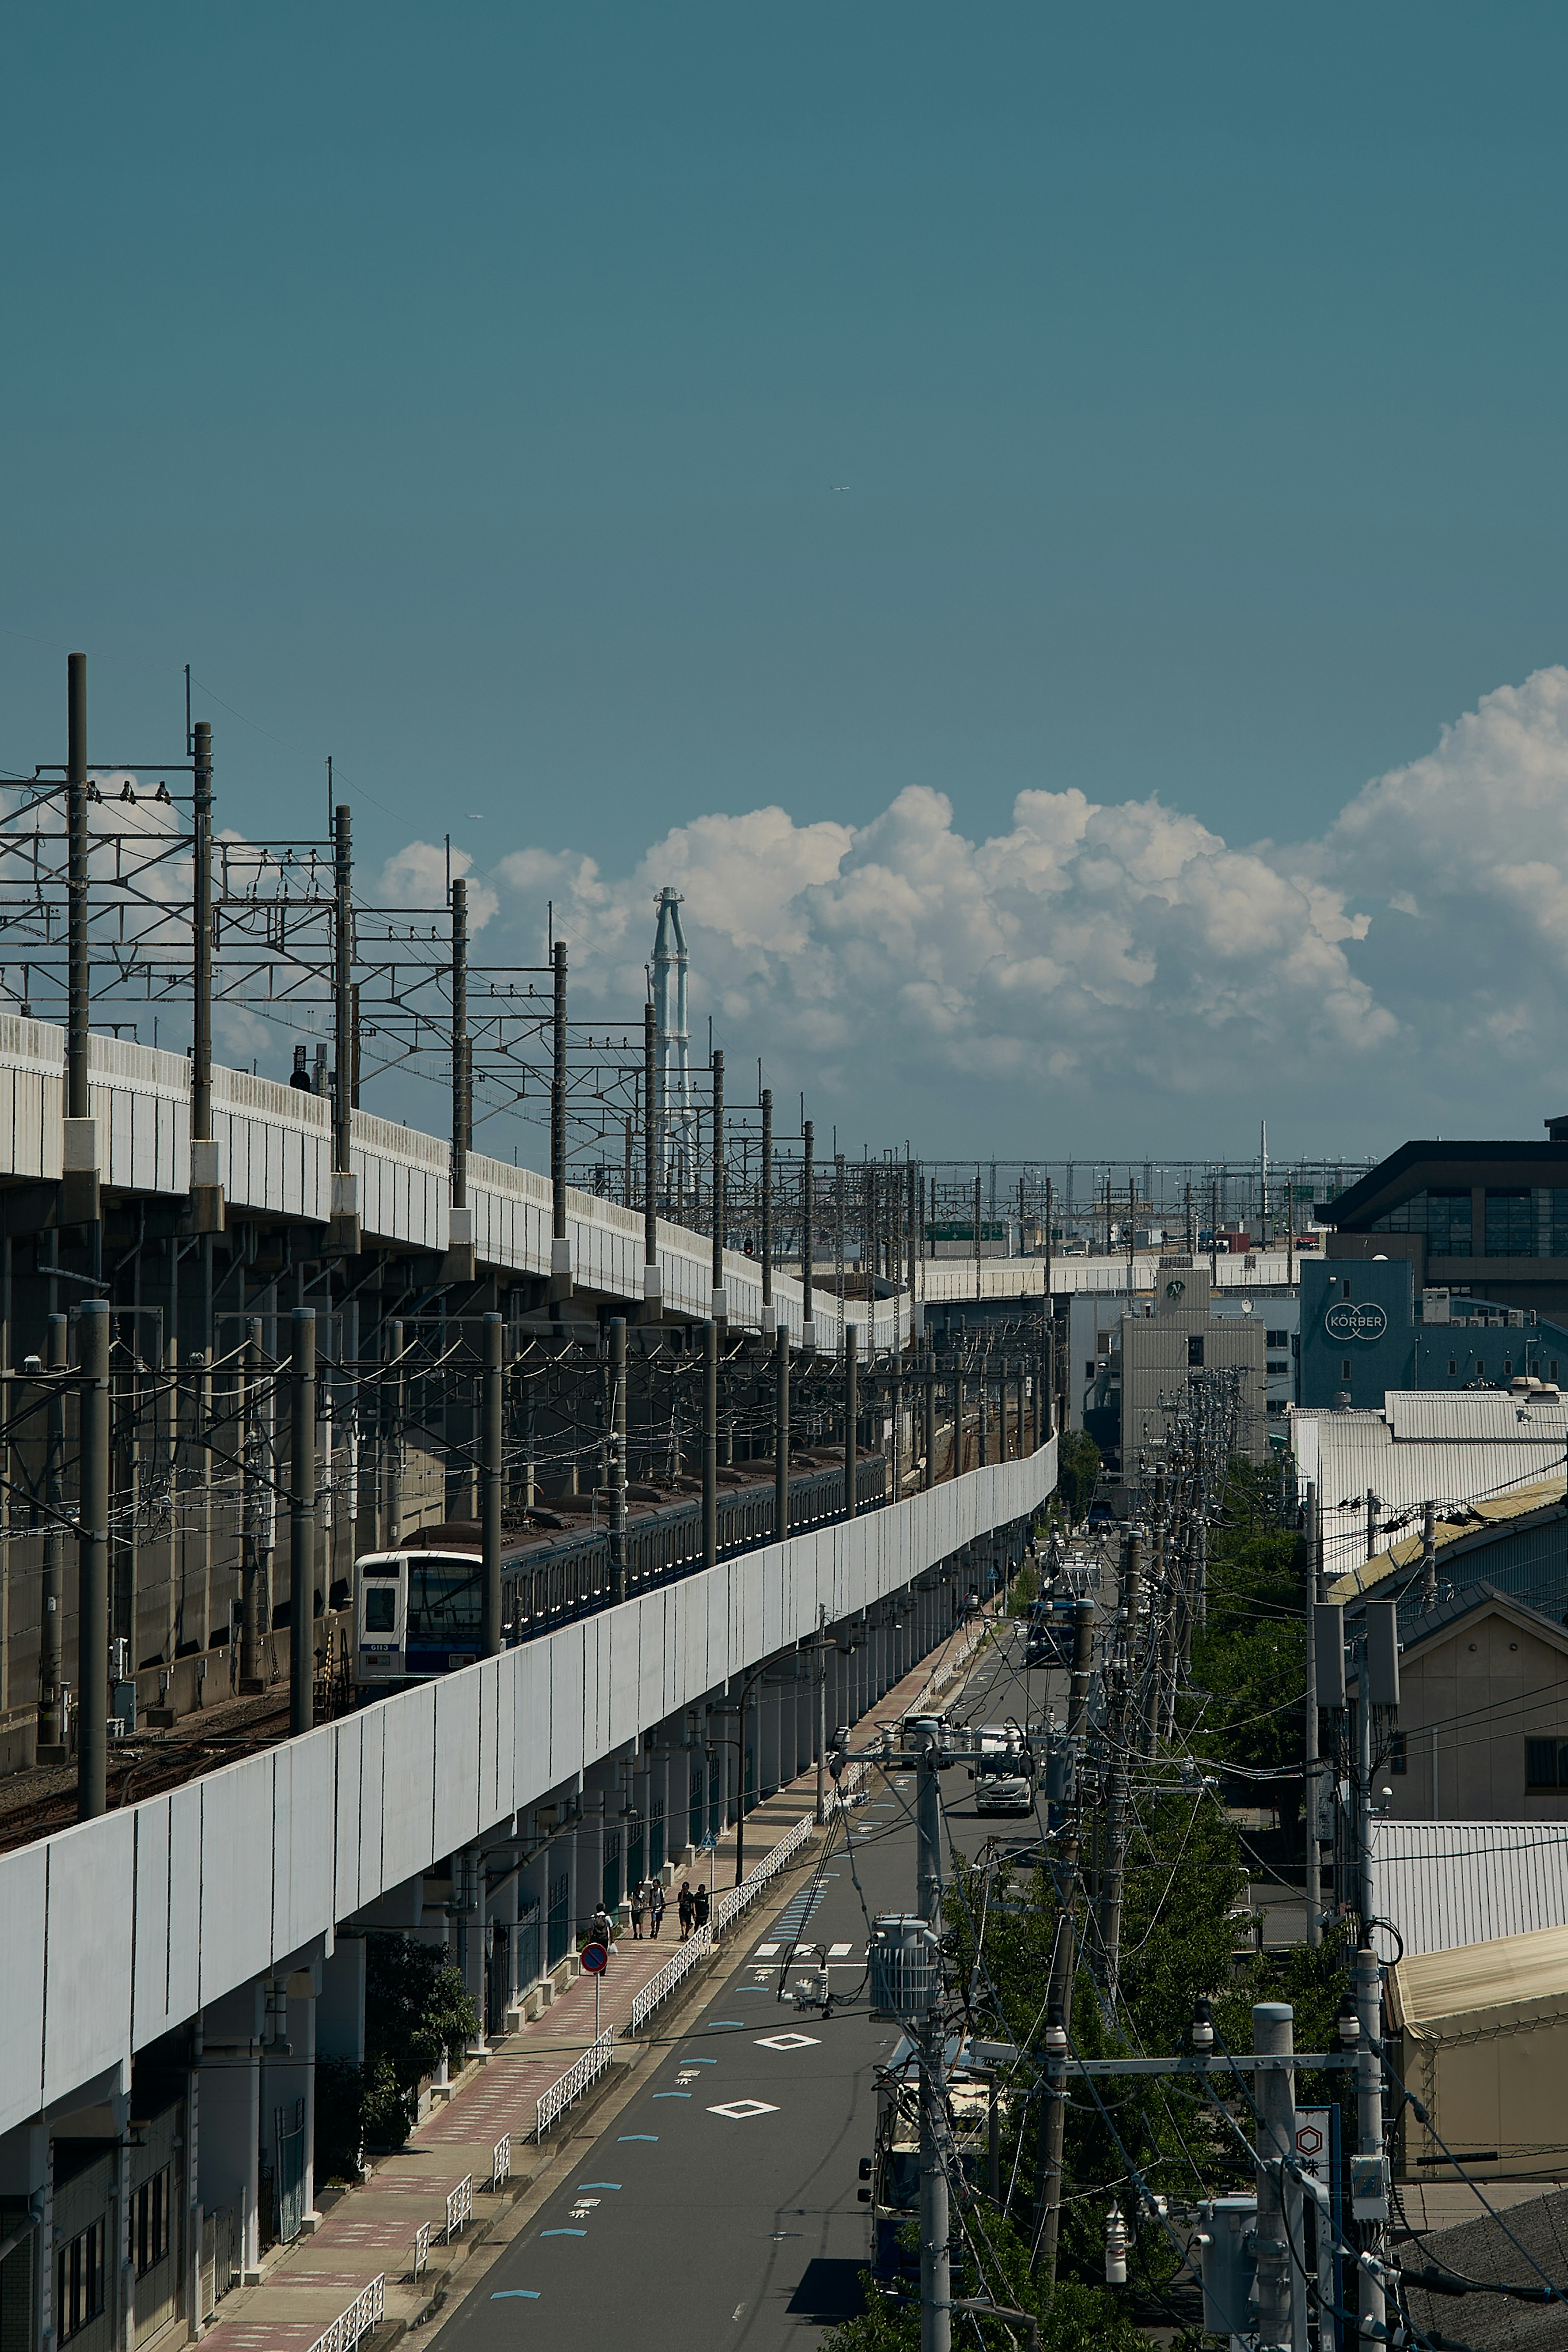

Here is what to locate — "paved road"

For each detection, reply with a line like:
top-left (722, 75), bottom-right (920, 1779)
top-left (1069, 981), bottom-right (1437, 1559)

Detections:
top-left (441, 1614), bottom-right (1070, 2351)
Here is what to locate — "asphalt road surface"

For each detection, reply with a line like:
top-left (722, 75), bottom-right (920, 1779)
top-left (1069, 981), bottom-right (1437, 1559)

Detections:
top-left (441, 1615), bottom-right (1069, 2352)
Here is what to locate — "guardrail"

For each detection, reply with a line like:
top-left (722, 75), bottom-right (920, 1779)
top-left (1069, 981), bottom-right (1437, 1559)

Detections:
top-left (307, 2274), bottom-right (386, 2352)
top-left (444, 2174), bottom-right (473, 2243)
top-left (628, 1812), bottom-right (823, 2034)
top-left (711, 1809), bottom-right (815, 1936)
top-left (627, 1924), bottom-right (714, 2034)
top-left (410, 2222), bottom-right (431, 2281)
top-left (534, 2027), bottom-right (616, 2140)
top-left (490, 2134), bottom-right (511, 2193)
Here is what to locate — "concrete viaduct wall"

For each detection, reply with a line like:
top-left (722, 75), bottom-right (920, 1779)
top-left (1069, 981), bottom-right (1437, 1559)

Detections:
top-left (0, 1443), bottom-right (1052, 2139)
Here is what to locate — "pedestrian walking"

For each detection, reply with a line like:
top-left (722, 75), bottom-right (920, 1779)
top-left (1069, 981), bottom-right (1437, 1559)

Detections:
top-left (649, 1884), bottom-right (666, 1939)
top-left (588, 1903), bottom-right (614, 1953)
top-left (630, 1883), bottom-right (646, 1940)
top-left (677, 1881), bottom-right (695, 1940)
top-left (693, 1883), bottom-right (710, 1933)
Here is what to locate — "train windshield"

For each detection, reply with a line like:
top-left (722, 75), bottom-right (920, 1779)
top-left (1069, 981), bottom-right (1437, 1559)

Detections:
top-left (407, 1564), bottom-right (481, 1643)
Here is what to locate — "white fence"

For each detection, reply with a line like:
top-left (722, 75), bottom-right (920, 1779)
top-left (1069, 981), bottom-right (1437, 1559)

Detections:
top-left (490, 2133), bottom-right (511, 2193)
top-left (627, 1924), bottom-right (715, 2035)
top-left (628, 1810), bottom-right (819, 2031)
top-left (443, 2173), bottom-right (473, 2242)
top-left (534, 2027), bottom-right (616, 2140)
top-left (711, 1809), bottom-right (815, 1936)
top-left (307, 2274), bottom-right (385, 2352)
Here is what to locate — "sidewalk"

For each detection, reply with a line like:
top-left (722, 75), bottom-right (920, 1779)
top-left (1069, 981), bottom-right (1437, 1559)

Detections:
top-left (200, 1601), bottom-right (1001, 2349)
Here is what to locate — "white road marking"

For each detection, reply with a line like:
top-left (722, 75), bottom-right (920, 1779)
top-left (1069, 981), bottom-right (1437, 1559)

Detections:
top-left (710, 2099), bottom-right (780, 2120)
top-left (756, 2032), bottom-right (819, 2050)
top-left (754, 1943), bottom-right (780, 1956)
top-left (733, 2304), bottom-right (747, 2321)
top-left (828, 1942), bottom-right (853, 1957)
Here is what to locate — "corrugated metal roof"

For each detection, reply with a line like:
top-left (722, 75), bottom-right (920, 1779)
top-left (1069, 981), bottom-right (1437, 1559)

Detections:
top-left (1327, 1476), bottom-right (1567, 1604)
top-left (1390, 1921), bottom-right (1568, 2033)
top-left (1370, 1819), bottom-right (1568, 1958)
top-left (1386, 1390), bottom-right (1568, 1443)
top-left (1292, 1401), bottom-right (1568, 1584)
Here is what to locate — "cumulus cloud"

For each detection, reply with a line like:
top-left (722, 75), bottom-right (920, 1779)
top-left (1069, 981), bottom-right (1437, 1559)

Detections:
top-left (383, 664), bottom-right (1568, 1151)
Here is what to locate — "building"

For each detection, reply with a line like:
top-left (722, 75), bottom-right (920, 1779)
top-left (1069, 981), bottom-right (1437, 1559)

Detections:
top-left (1390, 1923), bottom-right (1568, 2182)
top-left (1315, 1112), bottom-right (1568, 1318)
top-left (1116, 1267), bottom-right (1269, 1467)
top-left (1298, 1256), bottom-right (1568, 1410)
top-left (1292, 1390), bottom-right (1568, 1588)
top-left (1358, 1584), bottom-right (1568, 1825)
top-left (1370, 1816), bottom-right (1568, 1958)
top-left (1326, 1474), bottom-right (1568, 1633)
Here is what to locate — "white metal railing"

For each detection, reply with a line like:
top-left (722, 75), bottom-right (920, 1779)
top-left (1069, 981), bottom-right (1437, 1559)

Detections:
top-left (444, 2174), bottom-right (473, 2243)
top-left (711, 1809), bottom-right (815, 1936)
top-left (307, 2274), bottom-right (386, 2352)
top-left (627, 1924), bottom-right (714, 2034)
top-left (410, 2222), bottom-right (431, 2281)
top-left (534, 2028), bottom-right (615, 2140)
top-left (628, 1812), bottom-right (819, 2033)
top-left (490, 2133), bottom-right (511, 2192)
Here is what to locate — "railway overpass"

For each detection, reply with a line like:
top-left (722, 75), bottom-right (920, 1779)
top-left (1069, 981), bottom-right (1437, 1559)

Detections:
top-left (0, 1015), bottom-right (1054, 2349)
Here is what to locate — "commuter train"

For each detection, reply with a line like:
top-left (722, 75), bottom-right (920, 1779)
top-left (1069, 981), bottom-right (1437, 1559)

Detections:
top-left (354, 1452), bottom-right (891, 1686)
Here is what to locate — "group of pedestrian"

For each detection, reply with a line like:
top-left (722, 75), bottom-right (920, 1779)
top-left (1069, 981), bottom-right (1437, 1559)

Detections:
top-left (588, 1875), bottom-right (716, 1947)
top-left (676, 1880), bottom-right (710, 1939)
top-left (627, 1880), bottom-right (668, 1939)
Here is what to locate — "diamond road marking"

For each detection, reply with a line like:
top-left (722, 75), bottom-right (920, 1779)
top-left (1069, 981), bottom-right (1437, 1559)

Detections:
top-left (755, 2032), bottom-right (820, 2051)
top-left (708, 2099), bottom-right (779, 2120)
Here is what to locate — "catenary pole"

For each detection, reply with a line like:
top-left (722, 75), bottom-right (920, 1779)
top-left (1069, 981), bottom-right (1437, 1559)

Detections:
top-left (289, 1308), bottom-right (316, 1737)
top-left (76, 1298), bottom-right (111, 1821)
top-left (483, 1311), bottom-right (505, 1646)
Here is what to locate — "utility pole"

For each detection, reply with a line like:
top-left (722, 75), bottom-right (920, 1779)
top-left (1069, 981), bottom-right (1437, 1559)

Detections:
top-left (1252, 2002), bottom-right (1297, 2352)
top-left (813, 1602), bottom-right (828, 1825)
top-left (450, 877), bottom-right (469, 1211)
top-left (711, 1049), bottom-right (726, 1330)
top-left (1352, 1942), bottom-right (1389, 2349)
top-left (802, 1120), bottom-right (815, 1348)
top-left (1034, 1597), bottom-right (1095, 2283)
top-left (844, 1324), bottom-right (858, 1521)
top-left (913, 1715), bottom-right (949, 2352)
top-left (774, 1324), bottom-right (790, 1546)
top-left (1419, 1497), bottom-right (1437, 1613)
top-left (760, 1087), bottom-right (773, 1329)
top-left (1097, 1535), bottom-right (1137, 1991)
top-left (1304, 1482), bottom-right (1321, 1949)
top-left (483, 1312), bottom-right (505, 1644)
top-left (239, 1319), bottom-right (267, 1693)
top-left (289, 1308), bottom-right (316, 1738)
top-left (77, 1298), bottom-right (111, 1822)
top-left (703, 1318), bottom-right (718, 1570)
top-left (550, 940), bottom-right (569, 1315)
top-left (608, 1316), bottom-right (628, 1606)
top-left (642, 1001), bottom-right (659, 1318)
top-left (37, 1315), bottom-right (67, 1758)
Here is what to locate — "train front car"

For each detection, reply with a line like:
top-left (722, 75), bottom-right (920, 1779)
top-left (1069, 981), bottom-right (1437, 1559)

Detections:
top-left (354, 1521), bottom-right (484, 1688)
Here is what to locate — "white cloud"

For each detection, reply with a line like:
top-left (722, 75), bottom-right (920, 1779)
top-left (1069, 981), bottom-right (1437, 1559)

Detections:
top-left (374, 664), bottom-right (1568, 1152)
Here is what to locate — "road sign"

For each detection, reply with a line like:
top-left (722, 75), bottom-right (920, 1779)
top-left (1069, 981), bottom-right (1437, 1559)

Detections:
top-left (580, 1941), bottom-right (609, 1974)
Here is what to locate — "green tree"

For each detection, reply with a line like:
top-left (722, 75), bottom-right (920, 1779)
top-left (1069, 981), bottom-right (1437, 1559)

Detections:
top-left (822, 2212), bottom-right (1152, 2352)
top-left (1056, 1430), bottom-right (1101, 1520)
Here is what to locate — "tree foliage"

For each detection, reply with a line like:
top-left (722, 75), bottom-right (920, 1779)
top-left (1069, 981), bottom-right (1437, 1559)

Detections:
top-left (1056, 1430), bottom-right (1101, 1520)
top-left (312, 1933), bottom-right (481, 2177)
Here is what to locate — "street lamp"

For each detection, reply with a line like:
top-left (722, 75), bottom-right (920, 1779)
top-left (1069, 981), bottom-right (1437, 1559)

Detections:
top-left (708, 1658), bottom-right (772, 1885)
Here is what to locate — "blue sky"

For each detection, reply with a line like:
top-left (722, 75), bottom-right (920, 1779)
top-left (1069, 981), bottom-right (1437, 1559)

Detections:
top-left (4, 5), bottom-right (1568, 1156)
